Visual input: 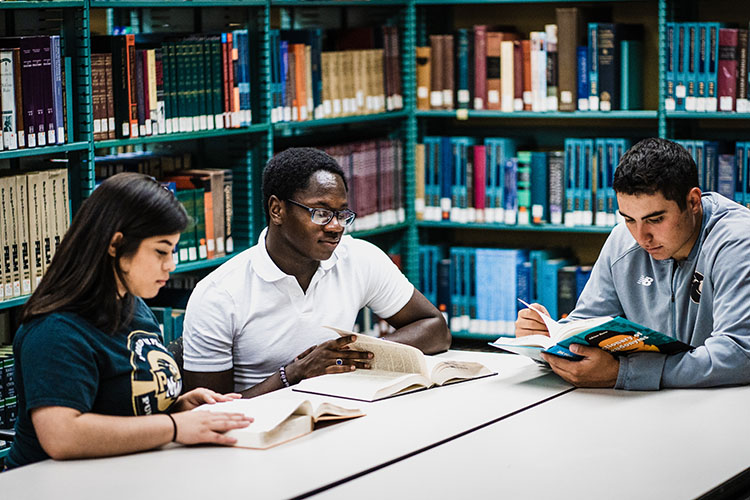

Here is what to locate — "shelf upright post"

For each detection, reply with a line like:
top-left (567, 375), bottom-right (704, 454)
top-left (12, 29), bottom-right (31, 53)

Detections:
top-left (402, 0), bottom-right (419, 285)
top-left (658, 0), bottom-right (670, 139)
top-left (64, 0), bottom-right (95, 212)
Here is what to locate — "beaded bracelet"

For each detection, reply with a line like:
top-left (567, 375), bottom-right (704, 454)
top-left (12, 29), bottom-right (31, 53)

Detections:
top-left (279, 365), bottom-right (291, 387)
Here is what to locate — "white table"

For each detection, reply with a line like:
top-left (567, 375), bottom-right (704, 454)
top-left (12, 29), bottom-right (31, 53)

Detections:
top-left (0, 351), bottom-right (572, 500)
top-left (315, 384), bottom-right (750, 500)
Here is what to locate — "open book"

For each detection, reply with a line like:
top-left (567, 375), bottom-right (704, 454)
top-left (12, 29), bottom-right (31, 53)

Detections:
top-left (293, 327), bottom-right (496, 402)
top-left (193, 398), bottom-right (364, 449)
top-left (491, 302), bottom-right (692, 362)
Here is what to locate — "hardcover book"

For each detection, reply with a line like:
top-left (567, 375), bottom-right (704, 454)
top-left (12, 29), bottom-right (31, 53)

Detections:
top-left (293, 328), bottom-right (495, 402)
top-left (193, 398), bottom-right (364, 450)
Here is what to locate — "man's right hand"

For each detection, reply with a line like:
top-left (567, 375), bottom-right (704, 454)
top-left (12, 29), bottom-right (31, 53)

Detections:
top-left (285, 335), bottom-right (373, 384)
top-left (514, 303), bottom-right (552, 338)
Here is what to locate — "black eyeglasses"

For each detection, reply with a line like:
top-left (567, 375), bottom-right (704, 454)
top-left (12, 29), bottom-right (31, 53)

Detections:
top-left (286, 199), bottom-right (357, 227)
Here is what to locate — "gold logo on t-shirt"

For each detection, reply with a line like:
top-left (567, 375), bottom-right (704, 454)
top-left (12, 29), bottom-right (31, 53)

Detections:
top-left (128, 330), bottom-right (182, 415)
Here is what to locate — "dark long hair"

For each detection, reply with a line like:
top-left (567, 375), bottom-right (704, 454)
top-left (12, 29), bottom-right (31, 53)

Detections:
top-left (21, 172), bottom-right (189, 333)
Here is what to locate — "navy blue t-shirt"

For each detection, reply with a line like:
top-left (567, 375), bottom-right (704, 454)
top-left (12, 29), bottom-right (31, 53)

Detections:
top-left (7, 298), bottom-right (182, 469)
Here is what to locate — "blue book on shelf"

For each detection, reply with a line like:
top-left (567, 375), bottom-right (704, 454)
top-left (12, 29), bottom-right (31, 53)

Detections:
top-left (707, 23), bottom-right (721, 112)
top-left (530, 151), bottom-right (548, 224)
top-left (516, 151), bottom-right (532, 225)
top-left (696, 23), bottom-right (708, 111)
top-left (503, 158), bottom-right (518, 225)
top-left (475, 249), bottom-right (494, 336)
top-left (451, 137), bottom-right (475, 222)
top-left (528, 249), bottom-right (559, 304)
top-left (736, 142), bottom-right (747, 205)
top-left (594, 139), bottom-right (608, 226)
top-left (440, 137), bottom-right (453, 220)
top-left (423, 137), bottom-right (441, 220)
top-left (665, 22), bottom-right (676, 111)
top-left (450, 248), bottom-right (462, 334)
top-left (588, 23), bottom-right (599, 110)
top-left (685, 23), bottom-right (697, 111)
top-left (745, 142), bottom-right (750, 209)
top-left (675, 24), bottom-right (687, 110)
top-left (717, 154), bottom-right (736, 199)
top-left (467, 248), bottom-right (478, 335)
top-left (580, 139), bottom-right (594, 225)
top-left (437, 257), bottom-right (452, 323)
top-left (484, 138), bottom-right (516, 223)
top-left (704, 141), bottom-right (719, 192)
top-left (564, 138), bottom-right (578, 226)
top-left (279, 40), bottom-right (289, 121)
top-left (577, 46), bottom-right (589, 111)
top-left (456, 29), bottom-right (471, 110)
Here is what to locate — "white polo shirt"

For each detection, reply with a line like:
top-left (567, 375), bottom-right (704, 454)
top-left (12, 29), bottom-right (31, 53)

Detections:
top-left (182, 228), bottom-right (414, 391)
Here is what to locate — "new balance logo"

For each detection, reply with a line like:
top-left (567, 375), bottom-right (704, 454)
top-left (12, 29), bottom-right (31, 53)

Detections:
top-left (637, 275), bottom-right (654, 286)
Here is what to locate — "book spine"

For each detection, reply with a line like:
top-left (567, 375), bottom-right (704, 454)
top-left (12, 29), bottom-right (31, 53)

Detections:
top-left (126, 34), bottom-right (138, 137)
top-left (522, 40), bottom-right (532, 111)
top-left (737, 29), bottom-right (749, 112)
top-left (500, 40), bottom-right (514, 112)
top-left (485, 33), bottom-right (501, 110)
top-left (516, 151), bottom-right (531, 225)
top-left (19, 39), bottom-right (37, 148)
top-left (545, 24), bottom-right (558, 111)
top-left (456, 29), bottom-right (470, 110)
top-left (473, 25), bottom-right (487, 110)
top-left (51, 36), bottom-right (64, 144)
top-left (620, 40), bottom-right (643, 110)
top-left (588, 23), bottom-right (599, 111)
top-left (416, 46), bottom-right (431, 110)
top-left (597, 23), bottom-right (617, 112)
top-left (685, 23), bottom-right (697, 111)
top-left (429, 35), bottom-right (444, 109)
top-left (0, 50), bottom-right (18, 150)
top-left (665, 22), bottom-right (676, 111)
top-left (577, 45), bottom-right (589, 110)
top-left (91, 54), bottom-right (105, 141)
top-left (443, 35), bottom-right (455, 110)
top-left (556, 8), bottom-right (580, 112)
top-left (697, 23), bottom-right (707, 111)
top-left (718, 28), bottom-right (738, 112)
top-left (547, 151), bottom-right (565, 225)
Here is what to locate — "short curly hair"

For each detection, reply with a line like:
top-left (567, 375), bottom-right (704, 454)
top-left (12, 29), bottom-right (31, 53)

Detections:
top-left (262, 147), bottom-right (348, 222)
top-left (613, 138), bottom-right (699, 210)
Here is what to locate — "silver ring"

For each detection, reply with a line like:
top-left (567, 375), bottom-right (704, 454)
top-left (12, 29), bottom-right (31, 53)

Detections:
top-left (335, 358), bottom-right (343, 366)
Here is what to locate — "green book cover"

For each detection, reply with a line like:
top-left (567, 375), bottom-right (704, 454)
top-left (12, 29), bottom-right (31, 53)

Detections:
top-left (516, 151), bottom-right (532, 225)
top-left (620, 39), bottom-right (643, 110)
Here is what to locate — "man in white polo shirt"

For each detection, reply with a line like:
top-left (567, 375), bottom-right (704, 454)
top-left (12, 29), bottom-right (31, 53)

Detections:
top-left (182, 147), bottom-right (451, 397)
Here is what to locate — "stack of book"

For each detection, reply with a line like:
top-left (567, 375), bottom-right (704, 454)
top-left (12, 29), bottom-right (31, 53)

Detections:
top-left (665, 22), bottom-right (750, 113)
top-left (0, 169), bottom-right (69, 302)
top-left (325, 138), bottom-right (405, 232)
top-left (416, 8), bottom-right (645, 113)
top-left (270, 26), bottom-right (403, 123)
top-left (416, 136), bottom-right (631, 228)
top-left (419, 245), bottom-right (592, 339)
top-left (91, 31), bottom-right (252, 140)
top-left (675, 140), bottom-right (750, 208)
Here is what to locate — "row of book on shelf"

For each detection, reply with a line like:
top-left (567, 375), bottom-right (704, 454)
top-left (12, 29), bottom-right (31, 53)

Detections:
top-left (324, 138), bottom-right (405, 232)
top-left (270, 26), bottom-right (402, 123)
top-left (91, 30), bottom-right (252, 141)
top-left (0, 343), bottom-right (16, 434)
top-left (420, 245), bottom-right (591, 339)
top-left (0, 169), bottom-right (69, 302)
top-left (415, 136), bottom-right (630, 228)
top-left (665, 22), bottom-right (750, 113)
top-left (0, 36), bottom-right (69, 151)
top-left (417, 7), bottom-right (643, 113)
top-left (95, 152), bottom-right (234, 265)
top-left (675, 140), bottom-right (750, 208)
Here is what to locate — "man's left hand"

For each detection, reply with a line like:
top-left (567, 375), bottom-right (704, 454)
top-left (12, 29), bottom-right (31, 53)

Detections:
top-left (542, 344), bottom-right (619, 388)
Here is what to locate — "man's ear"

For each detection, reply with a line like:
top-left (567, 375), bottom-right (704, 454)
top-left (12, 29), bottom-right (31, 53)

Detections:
top-left (687, 187), bottom-right (702, 213)
top-left (108, 232), bottom-right (124, 258)
top-left (268, 195), bottom-right (284, 226)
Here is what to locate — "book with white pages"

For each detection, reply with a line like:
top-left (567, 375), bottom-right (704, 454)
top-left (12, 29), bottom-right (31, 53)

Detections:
top-left (292, 327), bottom-right (496, 402)
top-left (192, 397), bottom-right (364, 449)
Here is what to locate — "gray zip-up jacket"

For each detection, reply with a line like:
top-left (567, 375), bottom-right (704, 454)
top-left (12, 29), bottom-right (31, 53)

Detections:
top-left (567, 193), bottom-right (750, 390)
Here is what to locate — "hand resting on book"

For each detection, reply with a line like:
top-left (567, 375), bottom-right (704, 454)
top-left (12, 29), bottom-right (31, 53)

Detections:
top-left (284, 335), bottom-right (375, 385)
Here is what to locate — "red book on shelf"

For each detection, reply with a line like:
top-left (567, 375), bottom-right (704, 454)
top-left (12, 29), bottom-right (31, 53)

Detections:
top-left (718, 28), bottom-right (738, 112)
top-left (473, 145), bottom-right (486, 222)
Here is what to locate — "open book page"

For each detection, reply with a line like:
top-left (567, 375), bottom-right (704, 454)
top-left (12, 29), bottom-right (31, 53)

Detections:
top-left (326, 327), bottom-right (429, 376)
top-left (424, 357), bottom-right (495, 386)
top-left (294, 369), bottom-right (432, 402)
top-left (194, 398), bottom-right (313, 433)
top-left (516, 298), bottom-right (613, 342)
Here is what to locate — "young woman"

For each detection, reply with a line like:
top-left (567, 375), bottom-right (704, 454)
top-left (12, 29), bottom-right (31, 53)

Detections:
top-left (6, 172), bottom-right (251, 469)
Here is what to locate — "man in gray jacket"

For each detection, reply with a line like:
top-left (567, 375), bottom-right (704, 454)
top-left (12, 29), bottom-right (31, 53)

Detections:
top-left (515, 137), bottom-right (750, 390)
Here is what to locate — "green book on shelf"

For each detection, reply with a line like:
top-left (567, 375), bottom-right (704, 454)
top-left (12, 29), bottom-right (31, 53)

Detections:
top-left (620, 39), bottom-right (643, 110)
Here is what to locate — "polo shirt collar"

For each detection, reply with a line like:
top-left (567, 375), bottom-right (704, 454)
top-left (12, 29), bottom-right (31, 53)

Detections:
top-left (252, 227), bottom-right (347, 282)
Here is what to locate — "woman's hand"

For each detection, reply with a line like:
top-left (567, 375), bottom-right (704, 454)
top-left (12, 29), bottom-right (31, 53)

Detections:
top-left (171, 388), bottom-right (243, 412)
top-left (171, 410), bottom-right (252, 446)
top-left (285, 336), bottom-right (373, 384)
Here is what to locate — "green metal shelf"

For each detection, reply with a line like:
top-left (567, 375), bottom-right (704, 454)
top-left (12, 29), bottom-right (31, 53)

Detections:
top-left (173, 249), bottom-right (246, 274)
top-left (415, 0), bottom-right (646, 4)
top-left (93, 125), bottom-right (269, 149)
top-left (349, 221), bottom-right (411, 238)
top-left (273, 111), bottom-right (409, 135)
top-left (0, 1), bottom-right (84, 9)
top-left (272, 0), bottom-right (407, 5)
top-left (90, 0), bottom-right (265, 7)
top-left (0, 142), bottom-right (90, 160)
top-left (416, 110), bottom-right (658, 120)
top-left (0, 448), bottom-right (10, 461)
top-left (417, 221), bottom-right (614, 234)
top-left (666, 111), bottom-right (750, 120)
top-left (0, 296), bottom-right (29, 312)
